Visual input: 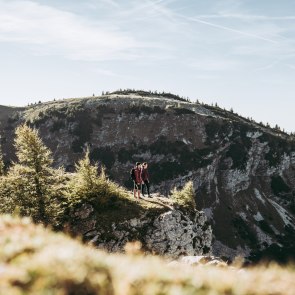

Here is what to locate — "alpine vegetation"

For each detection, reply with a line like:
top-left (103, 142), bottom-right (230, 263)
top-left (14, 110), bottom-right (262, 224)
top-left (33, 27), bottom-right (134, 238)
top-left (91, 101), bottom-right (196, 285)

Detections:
top-left (68, 148), bottom-right (129, 207)
top-left (0, 125), bottom-right (128, 228)
top-left (0, 125), bottom-right (67, 226)
top-left (171, 181), bottom-right (197, 212)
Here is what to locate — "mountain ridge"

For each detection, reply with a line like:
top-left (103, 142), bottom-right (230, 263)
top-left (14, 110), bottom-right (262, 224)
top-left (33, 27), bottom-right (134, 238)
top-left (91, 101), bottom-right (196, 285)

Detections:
top-left (1, 90), bottom-right (291, 139)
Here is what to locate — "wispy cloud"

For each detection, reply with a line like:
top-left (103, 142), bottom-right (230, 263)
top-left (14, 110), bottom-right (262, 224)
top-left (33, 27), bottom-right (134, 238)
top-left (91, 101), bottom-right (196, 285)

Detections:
top-left (177, 14), bottom-right (278, 44)
top-left (0, 0), bottom-right (148, 61)
top-left (253, 59), bottom-right (282, 72)
top-left (0, 0), bottom-right (294, 72)
top-left (195, 13), bottom-right (295, 21)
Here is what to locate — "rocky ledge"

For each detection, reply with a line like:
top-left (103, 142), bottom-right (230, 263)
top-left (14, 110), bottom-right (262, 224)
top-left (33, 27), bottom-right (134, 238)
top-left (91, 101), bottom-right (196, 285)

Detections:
top-left (70, 196), bottom-right (212, 259)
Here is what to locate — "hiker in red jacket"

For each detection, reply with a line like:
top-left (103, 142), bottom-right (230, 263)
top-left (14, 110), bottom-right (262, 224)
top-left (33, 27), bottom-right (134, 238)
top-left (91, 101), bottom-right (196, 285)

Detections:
top-left (131, 162), bottom-right (142, 200)
top-left (141, 162), bottom-right (151, 198)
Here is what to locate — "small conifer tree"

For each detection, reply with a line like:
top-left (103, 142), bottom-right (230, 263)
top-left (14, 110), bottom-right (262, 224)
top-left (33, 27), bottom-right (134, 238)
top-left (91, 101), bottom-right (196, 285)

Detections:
top-left (69, 148), bottom-right (100, 201)
top-left (171, 181), bottom-right (196, 212)
top-left (68, 149), bottom-right (127, 206)
top-left (0, 125), bottom-right (66, 225)
top-left (15, 125), bottom-right (53, 221)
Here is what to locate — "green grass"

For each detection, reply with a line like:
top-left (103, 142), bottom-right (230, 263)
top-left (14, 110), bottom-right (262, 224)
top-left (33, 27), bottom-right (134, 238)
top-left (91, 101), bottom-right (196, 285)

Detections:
top-left (171, 181), bottom-right (196, 213)
top-left (0, 215), bottom-right (295, 295)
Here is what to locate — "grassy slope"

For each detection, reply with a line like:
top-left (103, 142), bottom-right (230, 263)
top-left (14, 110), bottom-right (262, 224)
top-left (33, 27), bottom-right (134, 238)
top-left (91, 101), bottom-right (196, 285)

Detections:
top-left (70, 189), bottom-right (174, 241)
top-left (91, 196), bottom-right (170, 232)
top-left (0, 215), bottom-right (294, 295)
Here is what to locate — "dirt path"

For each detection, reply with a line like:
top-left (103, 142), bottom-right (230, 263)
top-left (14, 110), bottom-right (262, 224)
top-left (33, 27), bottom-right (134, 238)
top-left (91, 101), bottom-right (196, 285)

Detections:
top-left (140, 195), bottom-right (174, 210)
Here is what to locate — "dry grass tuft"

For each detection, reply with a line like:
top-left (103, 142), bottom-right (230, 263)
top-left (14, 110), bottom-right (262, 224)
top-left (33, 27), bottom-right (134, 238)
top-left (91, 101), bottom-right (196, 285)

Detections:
top-left (124, 241), bottom-right (143, 256)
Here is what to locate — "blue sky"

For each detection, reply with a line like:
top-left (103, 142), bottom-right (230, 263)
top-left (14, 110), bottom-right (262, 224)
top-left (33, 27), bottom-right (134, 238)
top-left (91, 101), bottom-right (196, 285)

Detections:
top-left (0, 0), bottom-right (295, 131)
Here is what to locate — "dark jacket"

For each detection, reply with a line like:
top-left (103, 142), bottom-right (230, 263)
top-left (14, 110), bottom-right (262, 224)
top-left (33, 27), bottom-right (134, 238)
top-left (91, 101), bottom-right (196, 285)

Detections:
top-left (141, 168), bottom-right (149, 182)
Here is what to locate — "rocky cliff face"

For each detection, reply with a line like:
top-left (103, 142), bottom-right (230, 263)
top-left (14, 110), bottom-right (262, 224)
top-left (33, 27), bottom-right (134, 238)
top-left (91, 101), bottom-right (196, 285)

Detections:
top-left (1, 92), bottom-right (295, 262)
top-left (71, 198), bottom-right (212, 258)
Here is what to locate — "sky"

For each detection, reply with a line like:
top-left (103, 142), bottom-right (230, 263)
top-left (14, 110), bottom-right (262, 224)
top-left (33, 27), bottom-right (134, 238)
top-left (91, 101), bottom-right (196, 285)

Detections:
top-left (0, 0), bottom-right (295, 131)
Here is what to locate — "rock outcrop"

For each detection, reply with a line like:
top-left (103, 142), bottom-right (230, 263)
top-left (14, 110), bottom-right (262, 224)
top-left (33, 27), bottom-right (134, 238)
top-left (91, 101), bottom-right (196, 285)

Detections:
top-left (71, 198), bottom-right (212, 259)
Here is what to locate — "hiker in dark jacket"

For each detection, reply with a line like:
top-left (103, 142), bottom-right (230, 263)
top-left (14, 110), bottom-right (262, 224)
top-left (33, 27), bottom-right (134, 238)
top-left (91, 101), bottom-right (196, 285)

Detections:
top-left (141, 162), bottom-right (151, 198)
top-left (131, 162), bottom-right (142, 200)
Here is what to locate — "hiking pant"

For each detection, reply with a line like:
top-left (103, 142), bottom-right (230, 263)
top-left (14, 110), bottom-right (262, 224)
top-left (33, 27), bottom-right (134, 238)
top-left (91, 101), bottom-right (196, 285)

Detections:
top-left (142, 180), bottom-right (150, 196)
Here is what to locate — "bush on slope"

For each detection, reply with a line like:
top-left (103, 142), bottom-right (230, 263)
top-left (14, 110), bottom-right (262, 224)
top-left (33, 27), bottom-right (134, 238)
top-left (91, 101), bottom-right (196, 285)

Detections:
top-left (171, 181), bottom-right (197, 212)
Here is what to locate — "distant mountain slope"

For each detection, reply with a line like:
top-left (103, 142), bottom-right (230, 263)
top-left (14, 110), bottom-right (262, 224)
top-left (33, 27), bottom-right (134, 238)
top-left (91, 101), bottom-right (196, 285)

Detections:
top-left (1, 92), bottom-right (295, 262)
top-left (0, 105), bottom-right (24, 124)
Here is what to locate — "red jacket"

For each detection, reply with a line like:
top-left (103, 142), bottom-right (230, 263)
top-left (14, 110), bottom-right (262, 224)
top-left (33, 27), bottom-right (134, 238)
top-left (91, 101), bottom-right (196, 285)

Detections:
top-left (134, 167), bottom-right (142, 184)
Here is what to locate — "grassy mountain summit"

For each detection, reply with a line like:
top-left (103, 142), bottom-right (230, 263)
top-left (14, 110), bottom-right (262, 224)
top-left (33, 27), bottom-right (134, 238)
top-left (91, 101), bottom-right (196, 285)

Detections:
top-left (0, 90), bottom-right (295, 263)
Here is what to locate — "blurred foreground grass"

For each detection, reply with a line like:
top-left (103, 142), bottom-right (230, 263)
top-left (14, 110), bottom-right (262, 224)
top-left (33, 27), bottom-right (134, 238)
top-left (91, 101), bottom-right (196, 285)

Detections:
top-left (0, 215), bottom-right (294, 295)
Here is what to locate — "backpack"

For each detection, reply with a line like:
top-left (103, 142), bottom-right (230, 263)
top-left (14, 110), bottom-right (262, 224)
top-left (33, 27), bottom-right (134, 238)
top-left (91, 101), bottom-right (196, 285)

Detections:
top-left (130, 168), bottom-right (136, 181)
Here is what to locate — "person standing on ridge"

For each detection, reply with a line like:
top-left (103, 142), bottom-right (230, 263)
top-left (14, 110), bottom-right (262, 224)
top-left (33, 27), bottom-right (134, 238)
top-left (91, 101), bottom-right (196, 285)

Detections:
top-left (141, 162), bottom-right (151, 198)
top-left (131, 162), bottom-right (142, 200)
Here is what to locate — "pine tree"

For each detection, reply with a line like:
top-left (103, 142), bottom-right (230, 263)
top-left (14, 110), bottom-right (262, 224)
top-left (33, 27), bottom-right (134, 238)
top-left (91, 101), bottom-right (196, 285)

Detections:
top-left (15, 125), bottom-right (53, 222)
top-left (14, 124), bottom-right (53, 172)
top-left (69, 148), bottom-right (100, 202)
top-left (0, 124), bottom-right (64, 224)
top-left (275, 124), bottom-right (281, 131)
top-left (68, 149), bottom-right (127, 206)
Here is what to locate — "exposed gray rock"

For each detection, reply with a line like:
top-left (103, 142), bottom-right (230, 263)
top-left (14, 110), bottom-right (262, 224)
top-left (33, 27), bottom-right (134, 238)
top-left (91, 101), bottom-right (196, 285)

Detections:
top-left (144, 210), bottom-right (212, 258)
top-left (72, 202), bottom-right (212, 259)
